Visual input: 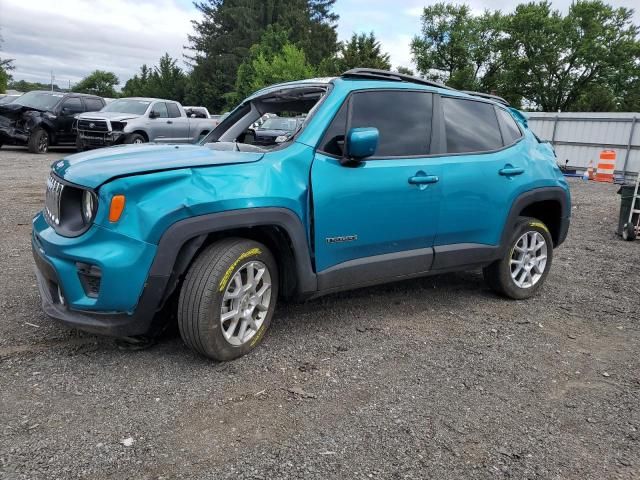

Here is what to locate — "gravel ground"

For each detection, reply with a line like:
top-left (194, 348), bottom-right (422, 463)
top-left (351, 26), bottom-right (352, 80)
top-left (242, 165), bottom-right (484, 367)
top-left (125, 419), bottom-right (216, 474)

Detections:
top-left (0, 145), bottom-right (639, 480)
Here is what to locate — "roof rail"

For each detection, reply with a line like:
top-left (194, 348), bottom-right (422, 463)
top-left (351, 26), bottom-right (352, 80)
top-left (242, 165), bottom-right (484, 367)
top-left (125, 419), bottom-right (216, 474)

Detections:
top-left (460, 90), bottom-right (510, 106)
top-left (341, 68), bottom-right (454, 91)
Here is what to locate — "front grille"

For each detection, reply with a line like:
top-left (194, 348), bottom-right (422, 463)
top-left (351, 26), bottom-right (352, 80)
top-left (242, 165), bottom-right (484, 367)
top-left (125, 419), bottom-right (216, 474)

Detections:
top-left (77, 118), bottom-right (109, 132)
top-left (45, 174), bottom-right (64, 226)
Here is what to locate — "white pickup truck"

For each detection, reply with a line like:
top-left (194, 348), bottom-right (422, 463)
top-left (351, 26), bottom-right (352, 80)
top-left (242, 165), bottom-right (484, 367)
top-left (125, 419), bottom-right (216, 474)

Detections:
top-left (75, 97), bottom-right (218, 150)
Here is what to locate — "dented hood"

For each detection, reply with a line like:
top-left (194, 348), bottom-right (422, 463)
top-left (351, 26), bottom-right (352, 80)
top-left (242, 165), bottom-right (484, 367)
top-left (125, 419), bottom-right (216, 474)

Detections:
top-left (52, 144), bottom-right (264, 188)
top-left (0, 103), bottom-right (46, 121)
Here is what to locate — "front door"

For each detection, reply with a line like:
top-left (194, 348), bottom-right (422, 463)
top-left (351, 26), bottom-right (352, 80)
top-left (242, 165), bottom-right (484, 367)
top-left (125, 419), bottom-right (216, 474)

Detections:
top-left (58, 97), bottom-right (84, 142)
top-left (311, 90), bottom-right (441, 289)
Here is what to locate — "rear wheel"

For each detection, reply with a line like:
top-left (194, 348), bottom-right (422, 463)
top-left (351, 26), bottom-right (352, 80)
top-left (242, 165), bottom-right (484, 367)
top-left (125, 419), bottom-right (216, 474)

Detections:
top-left (125, 133), bottom-right (146, 144)
top-left (178, 238), bottom-right (278, 361)
top-left (484, 217), bottom-right (553, 299)
top-left (28, 128), bottom-right (49, 154)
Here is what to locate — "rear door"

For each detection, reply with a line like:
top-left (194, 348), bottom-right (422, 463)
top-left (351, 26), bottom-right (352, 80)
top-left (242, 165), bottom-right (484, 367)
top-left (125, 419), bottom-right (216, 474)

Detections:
top-left (165, 102), bottom-right (190, 142)
top-left (430, 96), bottom-right (529, 261)
top-left (311, 89), bottom-right (441, 289)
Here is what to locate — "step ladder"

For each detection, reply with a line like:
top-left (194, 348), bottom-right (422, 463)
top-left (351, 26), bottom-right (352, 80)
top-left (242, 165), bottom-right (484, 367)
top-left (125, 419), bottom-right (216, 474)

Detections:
top-left (623, 174), bottom-right (640, 241)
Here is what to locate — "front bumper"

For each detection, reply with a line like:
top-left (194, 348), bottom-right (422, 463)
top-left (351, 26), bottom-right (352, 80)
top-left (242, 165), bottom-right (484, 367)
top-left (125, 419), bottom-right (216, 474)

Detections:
top-left (78, 130), bottom-right (125, 147)
top-left (0, 126), bottom-right (29, 144)
top-left (32, 212), bottom-right (167, 337)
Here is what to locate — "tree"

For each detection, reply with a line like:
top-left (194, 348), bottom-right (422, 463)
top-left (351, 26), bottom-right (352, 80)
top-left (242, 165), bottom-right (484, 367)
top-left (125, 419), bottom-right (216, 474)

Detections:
top-left (396, 66), bottom-right (415, 76)
top-left (250, 43), bottom-right (315, 92)
top-left (501, 1), bottom-right (640, 112)
top-left (410, 3), bottom-right (505, 92)
top-left (122, 54), bottom-right (189, 103)
top-left (323, 32), bottom-right (391, 74)
top-left (73, 70), bottom-right (119, 97)
top-left (0, 32), bottom-right (15, 93)
top-left (186, 0), bottom-right (338, 112)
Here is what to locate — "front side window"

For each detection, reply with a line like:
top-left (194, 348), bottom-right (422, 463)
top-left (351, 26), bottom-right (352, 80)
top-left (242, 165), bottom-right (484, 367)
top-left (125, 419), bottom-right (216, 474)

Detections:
top-left (496, 108), bottom-right (522, 145)
top-left (443, 97), bottom-right (503, 154)
top-left (349, 91), bottom-right (433, 157)
top-left (61, 97), bottom-right (83, 114)
top-left (152, 102), bottom-right (169, 118)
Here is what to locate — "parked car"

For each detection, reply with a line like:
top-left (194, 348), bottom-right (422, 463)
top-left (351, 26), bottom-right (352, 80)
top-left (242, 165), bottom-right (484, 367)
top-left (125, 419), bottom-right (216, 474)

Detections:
top-left (0, 91), bottom-right (105, 153)
top-left (75, 98), bottom-right (218, 150)
top-left (250, 115), bottom-right (305, 145)
top-left (184, 106), bottom-right (211, 119)
top-left (32, 69), bottom-right (570, 361)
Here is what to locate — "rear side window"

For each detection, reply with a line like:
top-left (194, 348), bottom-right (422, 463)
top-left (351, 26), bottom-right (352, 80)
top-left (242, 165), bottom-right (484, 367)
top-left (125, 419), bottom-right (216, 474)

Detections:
top-left (84, 98), bottom-right (104, 112)
top-left (443, 97), bottom-right (503, 154)
top-left (350, 91), bottom-right (432, 157)
top-left (496, 108), bottom-right (522, 145)
top-left (167, 103), bottom-right (181, 118)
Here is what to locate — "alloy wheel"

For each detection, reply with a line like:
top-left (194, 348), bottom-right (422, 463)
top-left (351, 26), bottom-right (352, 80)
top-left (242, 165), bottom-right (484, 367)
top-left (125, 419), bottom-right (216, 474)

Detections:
top-left (510, 231), bottom-right (548, 288)
top-left (220, 261), bottom-right (272, 346)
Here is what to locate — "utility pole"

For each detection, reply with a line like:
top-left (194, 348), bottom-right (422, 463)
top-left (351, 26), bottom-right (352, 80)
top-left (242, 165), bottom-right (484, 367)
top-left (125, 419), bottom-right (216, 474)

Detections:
top-left (50, 71), bottom-right (55, 92)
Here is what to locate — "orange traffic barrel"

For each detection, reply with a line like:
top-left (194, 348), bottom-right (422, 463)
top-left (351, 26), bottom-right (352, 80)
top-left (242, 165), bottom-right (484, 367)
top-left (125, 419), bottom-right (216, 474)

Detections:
top-left (594, 150), bottom-right (616, 183)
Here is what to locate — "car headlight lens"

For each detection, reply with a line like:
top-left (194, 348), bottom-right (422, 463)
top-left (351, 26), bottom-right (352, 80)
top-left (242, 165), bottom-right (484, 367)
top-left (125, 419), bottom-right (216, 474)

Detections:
top-left (82, 190), bottom-right (97, 223)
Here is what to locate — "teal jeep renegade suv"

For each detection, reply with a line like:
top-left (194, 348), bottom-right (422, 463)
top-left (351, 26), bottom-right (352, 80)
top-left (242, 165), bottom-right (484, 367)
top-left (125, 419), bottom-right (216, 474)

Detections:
top-left (32, 69), bottom-right (570, 361)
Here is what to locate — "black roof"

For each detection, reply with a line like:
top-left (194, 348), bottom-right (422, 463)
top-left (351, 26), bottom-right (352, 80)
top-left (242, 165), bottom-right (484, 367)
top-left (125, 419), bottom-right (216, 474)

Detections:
top-left (340, 68), bottom-right (510, 107)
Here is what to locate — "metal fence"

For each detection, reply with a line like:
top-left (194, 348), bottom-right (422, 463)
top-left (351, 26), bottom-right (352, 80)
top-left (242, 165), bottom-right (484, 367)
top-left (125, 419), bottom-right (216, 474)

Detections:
top-left (527, 112), bottom-right (639, 181)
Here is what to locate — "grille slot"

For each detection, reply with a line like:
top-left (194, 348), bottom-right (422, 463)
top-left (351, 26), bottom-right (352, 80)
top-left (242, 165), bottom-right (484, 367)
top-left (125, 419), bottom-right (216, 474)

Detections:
top-left (45, 174), bottom-right (64, 226)
top-left (77, 118), bottom-right (109, 132)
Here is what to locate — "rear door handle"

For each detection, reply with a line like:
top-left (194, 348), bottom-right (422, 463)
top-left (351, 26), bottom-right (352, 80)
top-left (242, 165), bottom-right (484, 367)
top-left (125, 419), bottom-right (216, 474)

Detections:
top-left (499, 166), bottom-right (524, 176)
top-left (409, 174), bottom-right (439, 185)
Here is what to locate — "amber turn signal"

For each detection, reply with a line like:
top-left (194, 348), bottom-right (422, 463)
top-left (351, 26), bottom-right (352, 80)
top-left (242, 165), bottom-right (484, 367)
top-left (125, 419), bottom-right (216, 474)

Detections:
top-left (109, 195), bottom-right (126, 222)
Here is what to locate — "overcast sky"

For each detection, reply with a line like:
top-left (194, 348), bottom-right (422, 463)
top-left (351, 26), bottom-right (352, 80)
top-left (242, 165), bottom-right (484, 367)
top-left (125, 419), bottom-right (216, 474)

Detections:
top-left (1, 0), bottom-right (639, 88)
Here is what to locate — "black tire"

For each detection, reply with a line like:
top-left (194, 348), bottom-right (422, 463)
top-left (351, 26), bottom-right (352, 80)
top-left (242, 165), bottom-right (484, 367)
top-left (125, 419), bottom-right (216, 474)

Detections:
top-left (125, 133), bottom-right (146, 145)
top-left (178, 238), bottom-right (278, 361)
top-left (622, 222), bottom-right (636, 241)
top-left (483, 217), bottom-right (554, 299)
top-left (28, 128), bottom-right (49, 154)
top-left (75, 136), bottom-right (86, 152)
top-left (0, 142), bottom-right (3, 149)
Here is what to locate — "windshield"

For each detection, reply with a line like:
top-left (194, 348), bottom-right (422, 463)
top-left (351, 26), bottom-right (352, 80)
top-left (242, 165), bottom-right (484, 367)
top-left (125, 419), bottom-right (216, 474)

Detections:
top-left (101, 99), bottom-right (151, 115)
top-left (13, 91), bottom-right (64, 110)
top-left (259, 117), bottom-right (299, 131)
top-left (0, 96), bottom-right (18, 105)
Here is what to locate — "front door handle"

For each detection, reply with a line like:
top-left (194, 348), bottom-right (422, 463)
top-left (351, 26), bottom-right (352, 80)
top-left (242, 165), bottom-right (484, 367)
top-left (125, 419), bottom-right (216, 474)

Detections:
top-left (409, 174), bottom-right (439, 185)
top-left (167, 120), bottom-right (173, 124)
top-left (499, 166), bottom-right (524, 176)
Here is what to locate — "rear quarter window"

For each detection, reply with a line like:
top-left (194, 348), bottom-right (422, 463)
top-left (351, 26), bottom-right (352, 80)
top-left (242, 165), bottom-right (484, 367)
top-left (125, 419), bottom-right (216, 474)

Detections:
top-left (496, 108), bottom-right (523, 145)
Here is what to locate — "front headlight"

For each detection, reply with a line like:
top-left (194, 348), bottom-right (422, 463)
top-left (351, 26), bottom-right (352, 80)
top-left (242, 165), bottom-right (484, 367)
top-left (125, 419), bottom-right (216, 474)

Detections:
top-left (82, 190), bottom-right (97, 223)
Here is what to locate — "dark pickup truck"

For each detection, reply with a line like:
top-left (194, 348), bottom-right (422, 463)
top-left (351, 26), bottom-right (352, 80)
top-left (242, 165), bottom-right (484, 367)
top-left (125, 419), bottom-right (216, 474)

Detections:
top-left (0, 91), bottom-right (105, 153)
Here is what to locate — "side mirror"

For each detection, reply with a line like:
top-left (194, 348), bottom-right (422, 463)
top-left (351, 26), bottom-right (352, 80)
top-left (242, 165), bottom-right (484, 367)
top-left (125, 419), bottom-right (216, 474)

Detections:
top-left (149, 110), bottom-right (158, 119)
top-left (343, 127), bottom-right (378, 163)
top-left (61, 107), bottom-right (71, 115)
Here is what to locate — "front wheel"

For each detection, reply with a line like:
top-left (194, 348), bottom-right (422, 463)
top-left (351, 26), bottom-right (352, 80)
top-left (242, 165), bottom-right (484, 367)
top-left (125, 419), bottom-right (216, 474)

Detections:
top-left (178, 238), bottom-right (278, 361)
top-left (28, 128), bottom-right (49, 153)
top-left (622, 222), bottom-right (636, 241)
top-left (125, 133), bottom-right (146, 144)
top-left (484, 217), bottom-right (553, 299)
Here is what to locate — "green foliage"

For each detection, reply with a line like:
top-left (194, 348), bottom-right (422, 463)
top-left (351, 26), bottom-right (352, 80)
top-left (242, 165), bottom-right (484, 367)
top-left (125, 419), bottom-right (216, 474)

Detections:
top-left (250, 43), bottom-right (316, 92)
top-left (7, 80), bottom-right (58, 92)
top-left (122, 54), bottom-right (188, 103)
top-left (396, 66), bottom-right (415, 76)
top-left (502, 0), bottom-right (640, 111)
top-left (411, 0), bottom-right (640, 111)
top-left (0, 33), bottom-right (14, 93)
top-left (410, 3), bottom-right (504, 92)
top-left (186, 0), bottom-right (338, 112)
top-left (320, 32), bottom-right (391, 75)
top-left (73, 70), bottom-right (119, 97)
